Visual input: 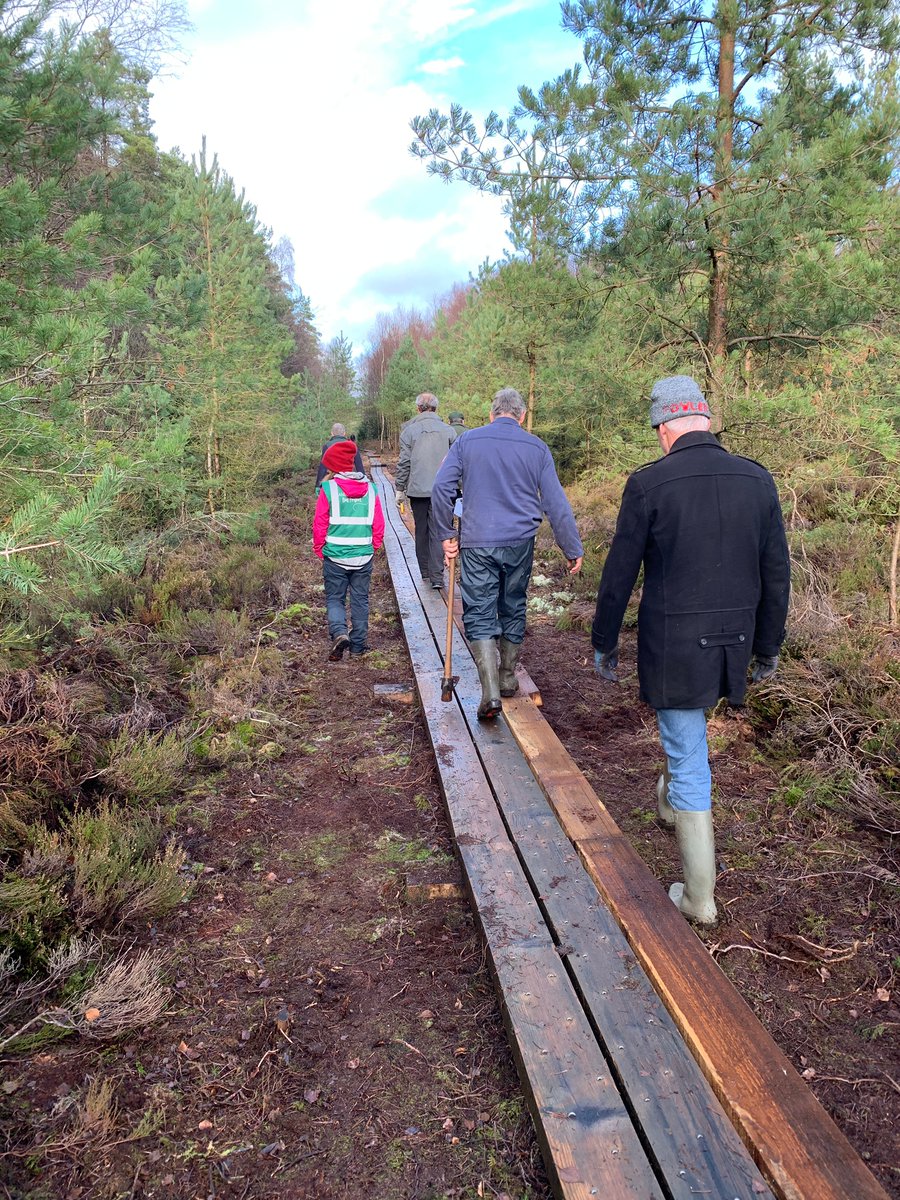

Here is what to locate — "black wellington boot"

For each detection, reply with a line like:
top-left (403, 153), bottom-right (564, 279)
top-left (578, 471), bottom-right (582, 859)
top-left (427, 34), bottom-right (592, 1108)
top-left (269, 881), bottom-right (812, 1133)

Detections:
top-left (498, 638), bottom-right (521, 698)
top-left (470, 639), bottom-right (501, 720)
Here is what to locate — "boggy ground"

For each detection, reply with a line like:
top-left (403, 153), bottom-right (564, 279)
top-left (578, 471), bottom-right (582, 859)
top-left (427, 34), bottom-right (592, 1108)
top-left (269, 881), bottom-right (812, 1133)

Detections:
top-left (3, 467), bottom-right (898, 1200)
top-left (0, 476), bottom-right (548, 1200)
top-left (518, 552), bottom-right (899, 1199)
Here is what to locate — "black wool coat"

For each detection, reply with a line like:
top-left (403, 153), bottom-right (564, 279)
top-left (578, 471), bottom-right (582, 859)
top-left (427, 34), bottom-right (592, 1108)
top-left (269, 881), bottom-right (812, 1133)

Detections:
top-left (592, 432), bottom-right (791, 710)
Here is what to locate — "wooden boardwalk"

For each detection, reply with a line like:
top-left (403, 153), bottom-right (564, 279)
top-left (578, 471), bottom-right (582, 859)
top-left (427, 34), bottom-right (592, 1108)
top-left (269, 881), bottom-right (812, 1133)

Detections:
top-left (371, 463), bottom-right (889, 1200)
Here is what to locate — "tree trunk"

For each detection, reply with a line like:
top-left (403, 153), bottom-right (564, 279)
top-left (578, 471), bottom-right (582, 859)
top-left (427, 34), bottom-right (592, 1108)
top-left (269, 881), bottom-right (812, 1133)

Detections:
top-left (705, 3), bottom-right (736, 421)
top-left (890, 517), bottom-right (899, 629)
top-left (201, 178), bottom-right (222, 514)
top-left (206, 395), bottom-right (221, 515)
top-left (527, 346), bottom-right (536, 433)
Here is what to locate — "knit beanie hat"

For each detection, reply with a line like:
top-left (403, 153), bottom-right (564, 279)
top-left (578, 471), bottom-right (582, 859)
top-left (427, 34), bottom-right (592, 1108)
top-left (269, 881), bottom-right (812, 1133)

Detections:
top-left (649, 376), bottom-right (711, 427)
top-left (322, 440), bottom-right (358, 474)
top-left (448, 412), bottom-right (464, 423)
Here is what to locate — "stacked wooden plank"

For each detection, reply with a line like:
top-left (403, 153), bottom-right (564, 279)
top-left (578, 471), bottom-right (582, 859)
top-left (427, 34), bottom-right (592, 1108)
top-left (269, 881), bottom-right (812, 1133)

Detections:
top-left (371, 464), bottom-right (888, 1200)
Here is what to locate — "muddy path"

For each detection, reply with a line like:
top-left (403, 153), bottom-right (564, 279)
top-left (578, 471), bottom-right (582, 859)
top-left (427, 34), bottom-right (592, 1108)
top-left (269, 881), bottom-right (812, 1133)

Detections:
top-left (1, 476), bottom-right (548, 1200)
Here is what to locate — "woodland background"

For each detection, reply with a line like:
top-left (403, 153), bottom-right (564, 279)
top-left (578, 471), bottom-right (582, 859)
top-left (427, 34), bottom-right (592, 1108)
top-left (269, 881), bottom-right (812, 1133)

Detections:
top-left (0, 0), bottom-right (898, 1176)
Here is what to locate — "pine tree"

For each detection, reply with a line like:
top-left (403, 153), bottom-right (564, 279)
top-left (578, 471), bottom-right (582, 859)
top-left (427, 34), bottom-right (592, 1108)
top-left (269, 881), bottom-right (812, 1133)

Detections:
top-left (148, 145), bottom-right (295, 514)
top-left (411, 0), bottom-right (900, 406)
top-left (376, 335), bottom-right (431, 444)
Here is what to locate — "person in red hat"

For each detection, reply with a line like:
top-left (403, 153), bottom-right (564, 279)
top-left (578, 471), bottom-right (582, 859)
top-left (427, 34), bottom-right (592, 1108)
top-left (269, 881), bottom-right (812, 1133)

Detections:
top-left (313, 440), bottom-right (385, 661)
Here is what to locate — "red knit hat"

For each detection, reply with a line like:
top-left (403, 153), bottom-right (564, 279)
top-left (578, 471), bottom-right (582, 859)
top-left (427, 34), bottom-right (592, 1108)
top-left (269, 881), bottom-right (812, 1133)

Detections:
top-left (322, 440), bottom-right (358, 474)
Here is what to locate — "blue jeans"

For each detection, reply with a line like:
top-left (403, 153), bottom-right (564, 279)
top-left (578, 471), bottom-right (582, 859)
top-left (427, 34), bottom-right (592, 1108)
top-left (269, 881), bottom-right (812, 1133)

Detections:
top-left (656, 708), bottom-right (711, 812)
top-left (323, 557), bottom-right (373, 652)
top-left (459, 540), bottom-right (535, 642)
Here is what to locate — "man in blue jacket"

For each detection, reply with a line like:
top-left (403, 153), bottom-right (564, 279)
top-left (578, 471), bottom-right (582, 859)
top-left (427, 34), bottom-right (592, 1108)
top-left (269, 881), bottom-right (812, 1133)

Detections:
top-left (592, 375), bottom-right (791, 924)
top-left (432, 387), bottom-right (583, 720)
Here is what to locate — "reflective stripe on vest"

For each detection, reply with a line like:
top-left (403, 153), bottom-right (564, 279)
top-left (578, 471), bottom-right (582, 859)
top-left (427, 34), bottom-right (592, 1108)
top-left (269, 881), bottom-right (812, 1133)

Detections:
top-left (324, 480), bottom-right (375, 555)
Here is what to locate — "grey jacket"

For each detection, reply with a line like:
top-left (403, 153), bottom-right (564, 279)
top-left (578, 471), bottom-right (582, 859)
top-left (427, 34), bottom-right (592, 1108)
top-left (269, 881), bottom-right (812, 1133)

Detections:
top-left (395, 411), bottom-right (457, 498)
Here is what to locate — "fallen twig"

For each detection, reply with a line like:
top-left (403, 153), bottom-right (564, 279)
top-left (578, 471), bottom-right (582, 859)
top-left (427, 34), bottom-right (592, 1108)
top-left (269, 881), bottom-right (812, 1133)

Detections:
top-left (775, 933), bottom-right (860, 963)
top-left (712, 943), bottom-right (814, 967)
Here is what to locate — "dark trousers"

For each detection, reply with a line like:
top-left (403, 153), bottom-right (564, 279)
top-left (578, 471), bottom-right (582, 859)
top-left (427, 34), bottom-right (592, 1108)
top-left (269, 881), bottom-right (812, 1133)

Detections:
top-left (410, 496), bottom-right (445, 585)
top-left (322, 556), bottom-right (373, 652)
top-left (459, 539), bottom-right (535, 642)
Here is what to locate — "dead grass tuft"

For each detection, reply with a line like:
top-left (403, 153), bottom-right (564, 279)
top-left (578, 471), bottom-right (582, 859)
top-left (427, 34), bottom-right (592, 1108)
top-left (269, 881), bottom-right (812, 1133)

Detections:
top-left (77, 948), bottom-right (168, 1039)
top-left (0, 947), bottom-right (167, 1051)
top-left (0, 935), bottom-right (101, 1024)
top-left (57, 1076), bottom-right (120, 1142)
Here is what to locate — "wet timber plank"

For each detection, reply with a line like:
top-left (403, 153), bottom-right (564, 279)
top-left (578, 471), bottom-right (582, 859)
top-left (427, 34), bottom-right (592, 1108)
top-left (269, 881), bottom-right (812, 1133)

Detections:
top-left (374, 470), bottom-right (774, 1200)
top-left (378, 479), bottom-right (664, 1200)
top-left (503, 694), bottom-right (890, 1200)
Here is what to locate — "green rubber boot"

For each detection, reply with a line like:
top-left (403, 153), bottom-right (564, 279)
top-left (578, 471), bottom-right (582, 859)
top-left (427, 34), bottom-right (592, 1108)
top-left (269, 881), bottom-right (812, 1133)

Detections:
top-left (470, 639), bottom-right (501, 721)
top-left (656, 763), bottom-right (676, 828)
top-left (498, 638), bottom-right (521, 698)
top-left (668, 810), bottom-right (718, 925)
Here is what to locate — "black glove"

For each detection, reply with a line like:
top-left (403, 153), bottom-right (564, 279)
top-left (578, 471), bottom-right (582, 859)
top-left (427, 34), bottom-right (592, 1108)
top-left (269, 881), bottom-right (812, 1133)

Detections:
top-left (594, 646), bottom-right (619, 683)
top-left (751, 654), bottom-right (779, 683)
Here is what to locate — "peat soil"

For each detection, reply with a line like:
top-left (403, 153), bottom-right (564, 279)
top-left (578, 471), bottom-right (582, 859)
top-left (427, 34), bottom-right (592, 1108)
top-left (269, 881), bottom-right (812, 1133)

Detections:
top-left (518, 559), bottom-right (900, 1199)
top-left (1, 474), bottom-right (549, 1200)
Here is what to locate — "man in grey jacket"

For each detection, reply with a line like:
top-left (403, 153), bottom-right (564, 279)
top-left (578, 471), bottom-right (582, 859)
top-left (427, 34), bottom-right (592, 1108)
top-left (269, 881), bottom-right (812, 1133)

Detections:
top-left (395, 393), bottom-right (457, 589)
top-left (432, 388), bottom-right (583, 720)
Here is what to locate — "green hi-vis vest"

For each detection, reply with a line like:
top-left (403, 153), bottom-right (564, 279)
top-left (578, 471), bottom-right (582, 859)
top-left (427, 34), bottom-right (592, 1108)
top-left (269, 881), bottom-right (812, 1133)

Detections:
top-left (323, 479), bottom-right (375, 560)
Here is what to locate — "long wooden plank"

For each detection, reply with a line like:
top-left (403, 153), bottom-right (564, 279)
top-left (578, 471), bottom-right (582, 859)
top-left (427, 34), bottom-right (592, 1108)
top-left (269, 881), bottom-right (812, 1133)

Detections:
top-left (376, 467), bottom-right (775, 1200)
top-left (378, 482), bottom-right (665, 1200)
top-left (503, 693), bottom-right (891, 1200)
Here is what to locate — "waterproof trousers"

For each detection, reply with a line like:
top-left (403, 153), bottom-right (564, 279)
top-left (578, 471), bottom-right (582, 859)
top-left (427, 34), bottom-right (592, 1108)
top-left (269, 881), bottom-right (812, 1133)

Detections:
top-left (459, 539), bottom-right (535, 643)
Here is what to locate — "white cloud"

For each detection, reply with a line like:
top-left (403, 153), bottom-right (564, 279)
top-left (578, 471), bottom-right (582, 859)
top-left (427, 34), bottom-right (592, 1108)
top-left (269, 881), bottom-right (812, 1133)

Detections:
top-left (419, 56), bottom-right (466, 75)
top-left (149, 1), bottom-right (552, 349)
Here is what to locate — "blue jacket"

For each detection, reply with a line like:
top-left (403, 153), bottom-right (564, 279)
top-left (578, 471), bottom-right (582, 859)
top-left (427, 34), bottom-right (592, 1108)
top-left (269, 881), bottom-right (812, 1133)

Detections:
top-left (431, 417), bottom-right (583, 558)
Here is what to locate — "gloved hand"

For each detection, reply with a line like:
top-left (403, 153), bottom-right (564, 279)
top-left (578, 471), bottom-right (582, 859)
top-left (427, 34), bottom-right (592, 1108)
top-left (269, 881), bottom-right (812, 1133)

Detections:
top-left (396, 491), bottom-right (407, 510)
top-left (594, 646), bottom-right (619, 683)
top-left (751, 654), bottom-right (779, 683)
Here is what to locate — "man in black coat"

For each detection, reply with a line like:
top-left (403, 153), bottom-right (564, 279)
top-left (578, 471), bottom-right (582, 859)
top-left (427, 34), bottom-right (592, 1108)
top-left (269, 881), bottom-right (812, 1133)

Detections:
top-left (591, 375), bottom-right (790, 923)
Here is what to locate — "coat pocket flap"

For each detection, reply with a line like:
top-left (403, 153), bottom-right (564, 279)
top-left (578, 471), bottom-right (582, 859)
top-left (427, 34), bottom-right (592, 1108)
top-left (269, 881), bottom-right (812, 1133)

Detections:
top-left (698, 631), bottom-right (747, 648)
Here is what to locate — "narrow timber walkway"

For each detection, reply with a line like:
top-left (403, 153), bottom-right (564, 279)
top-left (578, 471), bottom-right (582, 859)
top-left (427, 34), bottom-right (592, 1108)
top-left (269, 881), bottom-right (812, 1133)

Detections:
top-left (370, 462), bottom-right (889, 1200)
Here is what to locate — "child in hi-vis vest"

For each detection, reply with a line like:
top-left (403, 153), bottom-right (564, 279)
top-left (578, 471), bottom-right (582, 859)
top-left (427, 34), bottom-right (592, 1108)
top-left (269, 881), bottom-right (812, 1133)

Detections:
top-left (313, 440), bottom-right (385, 661)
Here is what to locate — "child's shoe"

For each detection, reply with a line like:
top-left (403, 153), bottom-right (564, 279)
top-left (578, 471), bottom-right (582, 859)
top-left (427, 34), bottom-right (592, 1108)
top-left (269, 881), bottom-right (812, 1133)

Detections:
top-left (328, 633), bottom-right (350, 661)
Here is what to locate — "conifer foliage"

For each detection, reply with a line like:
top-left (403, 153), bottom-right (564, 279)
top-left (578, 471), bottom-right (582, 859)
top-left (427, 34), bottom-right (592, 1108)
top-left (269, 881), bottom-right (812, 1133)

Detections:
top-left (411, 0), bottom-right (899, 403)
top-left (0, 1), bottom-right (328, 630)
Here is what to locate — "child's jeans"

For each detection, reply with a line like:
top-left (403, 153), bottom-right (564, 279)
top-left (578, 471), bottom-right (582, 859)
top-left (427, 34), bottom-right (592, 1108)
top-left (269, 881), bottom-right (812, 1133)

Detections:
top-left (323, 557), bottom-right (373, 652)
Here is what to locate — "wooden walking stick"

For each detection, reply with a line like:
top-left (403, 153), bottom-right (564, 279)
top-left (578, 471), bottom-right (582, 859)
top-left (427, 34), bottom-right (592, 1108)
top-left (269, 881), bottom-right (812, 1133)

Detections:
top-left (441, 535), bottom-right (459, 702)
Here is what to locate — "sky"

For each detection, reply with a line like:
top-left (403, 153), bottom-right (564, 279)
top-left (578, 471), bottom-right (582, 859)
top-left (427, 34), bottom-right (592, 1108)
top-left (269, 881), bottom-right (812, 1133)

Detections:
top-left (148, 0), bottom-right (580, 353)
